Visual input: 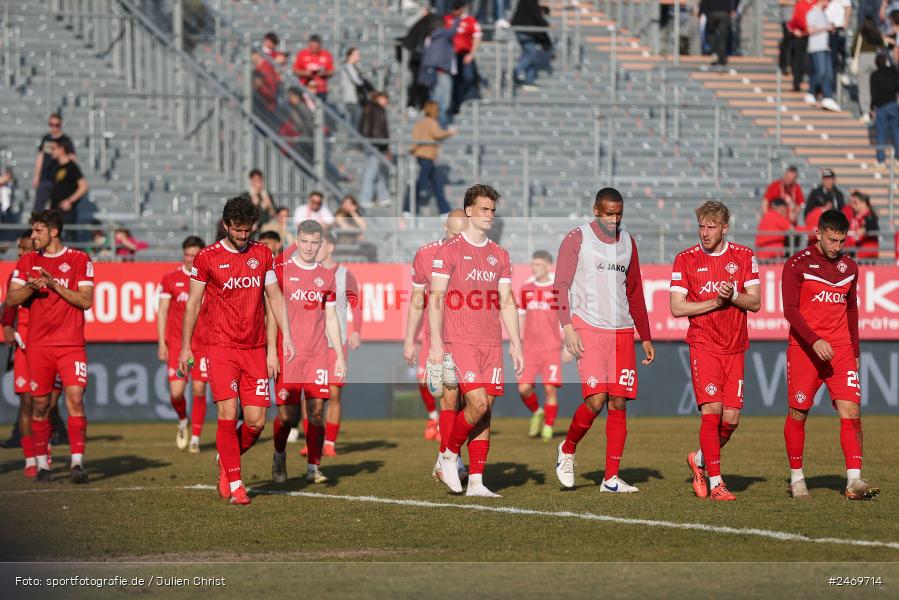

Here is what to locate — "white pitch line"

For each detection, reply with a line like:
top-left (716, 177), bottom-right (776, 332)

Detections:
top-left (3, 483), bottom-right (897, 552)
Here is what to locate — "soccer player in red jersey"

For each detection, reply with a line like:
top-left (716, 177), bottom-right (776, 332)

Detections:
top-left (781, 210), bottom-right (879, 500)
top-left (670, 201), bottom-right (761, 501)
top-left (517, 250), bottom-right (566, 441)
top-left (157, 236), bottom-right (209, 453)
top-left (269, 220), bottom-right (346, 484)
top-left (6, 210), bottom-right (94, 484)
top-left (180, 196), bottom-right (293, 505)
top-left (429, 185), bottom-right (523, 497)
top-left (403, 209), bottom-right (468, 444)
top-left (553, 188), bottom-right (655, 493)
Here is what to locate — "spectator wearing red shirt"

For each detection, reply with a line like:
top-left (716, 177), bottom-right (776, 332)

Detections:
top-left (763, 165), bottom-right (805, 224)
top-left (788, 0), bottom-right (817, 92)
top-left (251, 50), bottom-right (280, 114)
top-left (755, 198), bottom-right (793, 260)
top-left (262, 32), bottom-right (287, 65)
top-left (445, 1), bottom-right (482, 117)
top-left (293, 34), bottom-right (335, 101)
top-left (848, 190), bottom-right (880, 260)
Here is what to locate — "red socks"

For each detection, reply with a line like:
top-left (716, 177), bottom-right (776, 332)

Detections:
top-left (68, 416), bottom-right (87, 456)
top-left (562, 403), bottom-right (598, 454)
top-left (544, 403), bottom-right (558, 426)
top-left (605, 409), bottom-right (627, 479)
top-left (700, 413), bottom-right (722, 477)
top-left (191, 395), bottom-right (207, 437)
top-left (840, 418), bottom-right (863, 470)
top-left (237, 423), bottom-right (263, 455)
top-left (21, 434), bottom-right (34, 460)
top-left (32, 418), bottom-right (51, 459)
top-left (719, 421), bottom-right (737, 447)
top-left (446, 411), bottom-right (475, 454)
top-left (468, 440), bottom-right (489, 475)
top-left (419, 383), bottom-right (436, 414)
top-left (438, 409), bottom-right (455, 453)
top-left (273, 416), bottom-right (290, 453)
top-left (521, 391), bottom-right (539, 413)
top-left (302, 418), bottom-right (308, 437)
top-left (325, 421), bottom-right (340, 444)
top-left (216, 419), bottom-right (241, 483)
top-left (171, 395), bottom-right (187, 420)
top-left (784, 415), bottom-right (806, 469)
top-left (306, 423), bottom-right (325, 465)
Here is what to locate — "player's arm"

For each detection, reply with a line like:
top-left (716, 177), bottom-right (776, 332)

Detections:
top-left (499, 281), bottom-right (524, 376)
top-left (781, 259), bottom-right (832, 360)
top-left (669, 291), bottom-right (723, 317)
top-left (428, 274), bottom-right (449, 365)
top-left (156, 294), bottom-right (171, 361)
top-left (40, 270), bottom-right (93, 310)
top-left (727, 283), bottom-right (761, 312)
top-left (625, 243), bottom-right (654, 365)
top-left (4, 280), bottom-right (34, 307)
top-left (403, 285), bottom-right (426, 367)
top-left (264, 280), bottom-right (294, 362)
top-left (555, 229), bottom-right (584, 358)
top-left (264, 295), bottom-right (280, 379)
top-left (346, 270), bottom-right (362, 350)
top-left (325, 303), bottom-right (346, 378)
top-left (179, 279), bottom-right (205, 372)
top-left (1, 301), bottom-right (16, 346)
top-left (847, 272), bottom-right (860, 361)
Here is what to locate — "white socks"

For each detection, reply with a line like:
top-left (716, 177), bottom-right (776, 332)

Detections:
top-left (428, 410), bottom-right (439, 421)
top-left (790, 468), bottom-right (805, 484)
top-left (36, 455), bottom-right (49, 470)
top-left (190, 434), bottom-right (200, 445)
top-left (71, 453), bottom-right (83, 468)
top-left (847, 468), bottom-right (861, 482)
top-left (229, 479), bottom-right (243, 493)
top-left (694, 449), bottom-right (705, 468)
top-left (25, 457), bottom-right (36, 467)
top-left (468, 474), bottom-right (483, 487)
top-left (178, 418), bottom-right (189, 428)
top-left (709, 475), bottom-right (722, 488)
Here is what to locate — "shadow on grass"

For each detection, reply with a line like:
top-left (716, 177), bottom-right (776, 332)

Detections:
top-left (486, 462), bottom-right (546, 491)
top-left (336, 440), bottom-right (399, 454)
top-left (805, 474), bottom-right (846, 493)
top-left (88, 434), bottom-right (124, 443)
top-left (85, 455), bottom-right (172, 482)
top-left (250, 460), bottom-right (386, 493)
top-left (575, 467), bottom-right (665, 490)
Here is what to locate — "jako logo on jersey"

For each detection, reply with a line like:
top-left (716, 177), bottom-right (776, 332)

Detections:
top-left (247, 258), bottom-right (260, 270)
top-left (218, 264), bottom-right (230, 269)
top-left (464, 269), bottom-right (497, 282)
top-left (795, 391), bottom-right (807, 404)
top-left (314, 277), bottom-right (325, 288)
top-left (812, 290), bottom-right (846, 303)
top-left (725, 262), bottom-right (738, 275)
top-left (464, 371), bottom-right (476, 383)
top-left (58, 262), bottom-right (71, 273)
top-left (587, 376), bottom-right (599, 388)
top-left (697, 267), bottom-right (708, 272)
top-left (223, 276), bottom-right (261, 290)
top-left (487, 255), bottom-right (498, 266)
top-left (837, 261), bottom-right (848, 273)
top-left (595, 263), bottom-right (627, 273)
top-left (705, 383), bottom-right (718, 396)
top-left (290, 289), bottom-right (325, 303)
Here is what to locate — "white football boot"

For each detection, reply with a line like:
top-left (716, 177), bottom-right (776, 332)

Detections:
top-left (600, 475), bottom-right (639, 493)
top-left (555, 442), bottom-right (576, 489)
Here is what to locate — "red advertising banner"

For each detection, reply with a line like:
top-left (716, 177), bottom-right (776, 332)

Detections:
top-left (2, 262), bottom-right (898, 342)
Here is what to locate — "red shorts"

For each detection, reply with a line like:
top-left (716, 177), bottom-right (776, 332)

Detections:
top-left (787, 344), bottom-right (860, 410)
top-left (689, 347), bottom-right (744, 410)
top-left (26, 345), bottom-right (88, 396)
top-left (445, 342), bottom-right (504, 396)
top-left (519, 348), bottom-right (562, 387)
top-left (574, 325), bottom-right (637, 399)
top-left (327, 345), bottom-right (347, 388)
top-left (13, 347), bottom-right (30, 394)
top-left (275, 353), bottom-right (330, 405)
top-left (167, 345), bottom-right (209, 383)
top-left (205, 345), bottom-right (270, 406)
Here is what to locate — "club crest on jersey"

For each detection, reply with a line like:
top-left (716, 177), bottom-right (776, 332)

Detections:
top-left (487, 255), bottom-right (498, 266)
top-left (15, 376), bottom-right (26, 389)
top-left (58, 262), bottom-right (71, 273)
top-left (795, 391), bottom-right (807, 405)
top-left (837, 261), bottom-right (848, 273)
top-left (705, 383), bottom-right (718, 397)
top-left (230, 380), bottom-right (238, 393)
top-left (725, 262), bottom-right (738, 275)
top-left (247, 258), bottom-right (260, 270)
top-left (167, 368), bottom-right (176, 378)
top-left (586, 376), bottom-right (599, 389)
top-left (30, 381), bottom-right (38, 391)
top-left (314, 277), bottom-right (325, 288)
top-left (278, 388), bottom-right (289, 401)
top-left (464, 371), bottom-right (476, 383)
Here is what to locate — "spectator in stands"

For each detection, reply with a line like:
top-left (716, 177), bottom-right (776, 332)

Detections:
top-left (804, 197), bottom-right (833, 245)
top-left (511, 0), bottom-right (551, 92)
top-left (293, 190), bottom-right (335, 228)
top-left (446, 1), bottom-right (483, 117)
top-left (47, 138), bottom-right (87, 231)
top-left (475, 0), bottom-right (510, 32)
top-left (855, 15), bottom-right (888, 124)
top-left (339, 47), bottom-right (371, 128)
top-left (805, 0), bottom-right (841, 112)
top-left (32, 113), bottom-right (73, 212)
top-left (334, 195), bottom-right (369, 242)
top-left (260, 206), bottom-right (295, 248)
top-left (358, 91), bottom-right (392, 208)
top-left (251, 50), bottom-right (280, 115)
top-left (778, 0), bottom-right (795, 75)
top-left (293, 34), bottom-right (334, 102)
top-left (258, 230), bottom-right (282, 255)
top-left (871, 53), bottom-right (899, 167)
top-left (246, 169), bottom-right (277, 226)
top-left (826, 0), bottom-right (851, 85)
top-left (755, 198), bottom-right (794, 260)
top-left (281, 86), bottom-right (316, 161)
top-left (849, 189), bottom-right (881, 260)
top-left (699, 0), bottom-right (733, 66)
top-left (403, 100), bottom-right (455, 216)
top-left (88, 229), bottom-right (111, 261)
top-left (114, 228), bottom-right (145, 261)
top-left (262, 32), bottom-right (287, 65)
top-left (763, 165), bottom-right (804, 224)
top-left (398, 8), bottom-right (442, 112)
top-left (788, 0), bottom-right (816, 92)
top-left (420, 13), bottom-right (457, 128)
top-left (805, 168), bottom-right (845, 217)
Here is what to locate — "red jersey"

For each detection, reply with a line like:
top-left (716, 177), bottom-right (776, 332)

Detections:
top-left (158, 265), bottom-right (207, 349)
top-left (788, 0), bottom-right (816, 34)
top-left (2, 274), bottom-right (30, 338)
top-left (11, 247), bottom-right (93, 347)
top-left (293, 48), bottom-right (334, 93)
top-left (190, 240), bottom-right (275, 349)
top-left (444, 13), bottom-right (482, 54)
top-left (411, 238), bottom-right (448, 343)
top-left (276, 257), bottom-right (336, 356)
top-left (782, 244), bottom-right (859, 355)
top-left (670, 242), bottom-right (759, 354)
top-left (755, 209), bottom-right (792, 259)
top-left (518, 279), bottom-right (562, 351)
top-left (432, 232), bottom-right (512, 347)
top-left (763, 180), bottom-right (805, 207)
